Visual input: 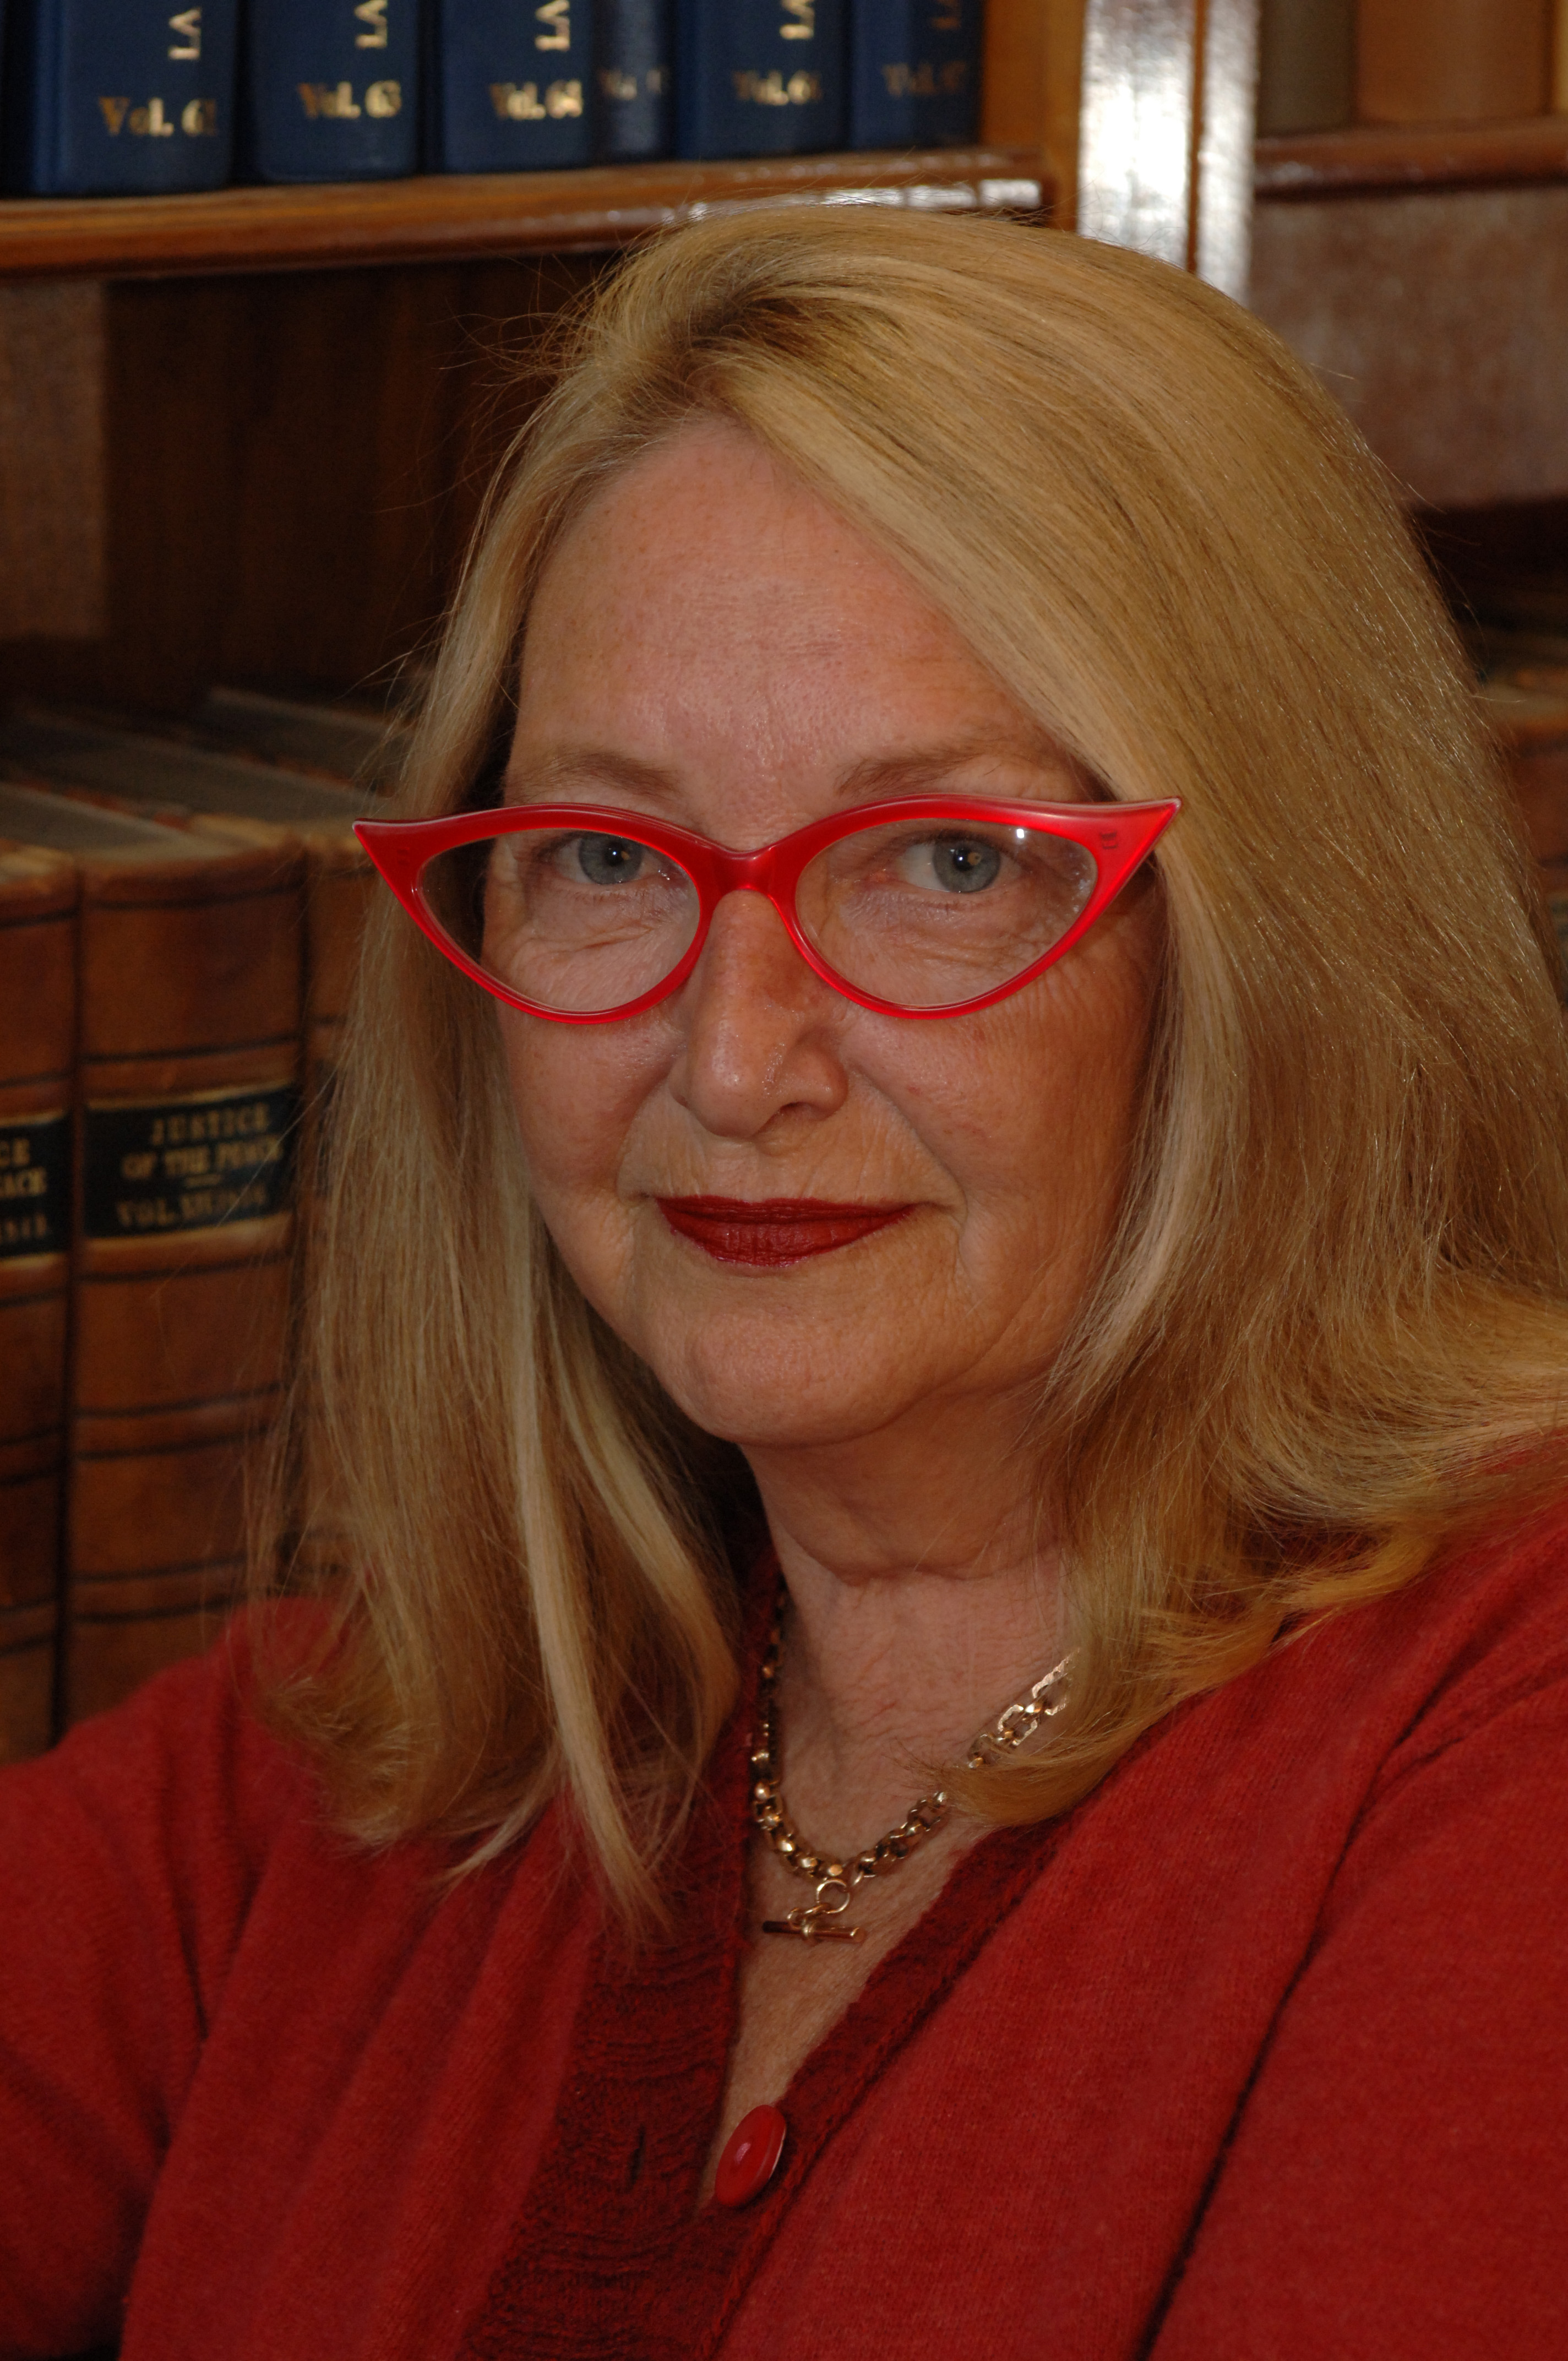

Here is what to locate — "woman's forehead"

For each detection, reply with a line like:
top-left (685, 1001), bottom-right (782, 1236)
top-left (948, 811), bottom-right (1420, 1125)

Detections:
top-left (513, 425), bottom-right (1067, 802)
top-left (523, 423), bottom-right (936, 677)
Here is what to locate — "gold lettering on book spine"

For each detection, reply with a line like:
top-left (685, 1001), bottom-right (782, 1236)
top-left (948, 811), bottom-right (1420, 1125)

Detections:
top-left (880, 59), bottom-right (968, 97)
top-left (602, 58), bottom-right (669, 101)
top-left (732, 68), bottom-right (822, 105)
top-left (355, 0), bottom-right (390, 47)
top-left (167, 7), bottom-right (202, 59)
top-left (82, 1087), bottom-right (300, 1244)
top-left (490, 79), bottom-right (580, 118)
top-left (100, 95), bottom-right (194, 135)
top-left (780, 0), bottom-right (815, 39)
top-left (0, 1211), bottom-right (51, 1250)
top-left (535, 0), bottom-right (571, 50)
top-left (299, 80), bottom-right (362, 118)
top-left (0, 1114), bottom-right (70, 1262)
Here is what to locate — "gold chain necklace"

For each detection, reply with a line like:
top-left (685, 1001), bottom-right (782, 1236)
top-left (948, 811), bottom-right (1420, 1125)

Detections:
top-left (749, 1581), bottom-right (1074, 1944)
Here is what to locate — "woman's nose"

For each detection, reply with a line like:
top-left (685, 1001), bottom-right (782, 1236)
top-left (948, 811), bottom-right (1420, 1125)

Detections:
top-left (668, 889), bottom-right (850, 1139)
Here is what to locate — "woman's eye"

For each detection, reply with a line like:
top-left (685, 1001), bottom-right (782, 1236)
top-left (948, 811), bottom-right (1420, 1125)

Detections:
top-left (556, 833), bottom-right (647, 886)
top-left (895, 836), bottom-right (1005, 894)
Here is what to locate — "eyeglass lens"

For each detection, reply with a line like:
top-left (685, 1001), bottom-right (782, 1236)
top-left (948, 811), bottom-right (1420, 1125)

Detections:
top-left (421, 816), bottom-right (1098, 1016)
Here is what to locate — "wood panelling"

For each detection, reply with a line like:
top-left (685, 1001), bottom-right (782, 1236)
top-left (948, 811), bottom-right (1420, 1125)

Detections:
top-left (0, 151), bottom-right (1045, 696)
top-left (0, 255), bottom-right (598, 711)
top-left (1251, 182), bottom-right (1568, 508)
top-left (983, 0), bottom-right (1086, 227)
top-left (1419, 496), bottom-right (1568, 637)
top-left (982, 0), bottom-right (1049, 149)
top-left (1356, 0), bottom-right (1552, 127)
top-left (0, 281), bottom-right (106, 641)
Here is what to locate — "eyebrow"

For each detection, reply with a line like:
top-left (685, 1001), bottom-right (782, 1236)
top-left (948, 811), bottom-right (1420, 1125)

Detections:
top-left (502, 750), bottom-right (683, 808)
top-left (504, 734), bottom-right (1084, 813)
top-left (827, 736), bottom-right (1084, 802)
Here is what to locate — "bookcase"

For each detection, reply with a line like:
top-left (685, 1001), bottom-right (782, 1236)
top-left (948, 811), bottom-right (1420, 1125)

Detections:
top-left (10, 3), bottom-right (1559, 737)
top-left (0, 47), bottom-right (1049, 1758)
top-left (4, 0), bottom-right (1565, 1757)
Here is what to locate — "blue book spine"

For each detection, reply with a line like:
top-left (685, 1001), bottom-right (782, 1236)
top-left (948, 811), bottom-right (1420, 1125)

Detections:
top-left (431, 0), bottom-right (591, 173)
top-left (592, 0), bottom-right (669, 162)
top-left (676, 0), bottom-right (846, 162)
top-left (849, 0), bottom-right (981, 148)
top-left (1, 0), bottom-right (239, 195)
top-left (244, 0), bottom-right (418, 184)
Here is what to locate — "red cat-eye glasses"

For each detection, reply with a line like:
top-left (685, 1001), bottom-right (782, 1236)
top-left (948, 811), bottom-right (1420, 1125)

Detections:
top-left (355, 795), bottom-right (1180, 1024)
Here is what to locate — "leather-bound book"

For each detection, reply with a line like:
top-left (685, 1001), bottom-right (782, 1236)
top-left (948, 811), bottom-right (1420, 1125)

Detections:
top-left (594, 0), bottom-right (672, 160)
top-left (0, 781), bottom-right (303, 1726)
top-left (1357, 0), bottom-right (1551, 125)
top-left (0, 841), bottom-right (76, 1761)
top-left (0, 708), bottom-right (372, 1120)
top-left (1256, 0), bottom-right (1355, 134)
top-left (848, 0), bottom-right (982, 149)
top-left (1, 0), bottom-right (240, 194)
top-left (676, 0), bottom-right (847, 160)
top-left (189, 685), bottom-right (410, 793)
top-left (243, 0), bottom-right (417, 182)
top-left (0, 709), bottom-right (377, 1586)
top-left (429, 0), bottom-right (592, 171)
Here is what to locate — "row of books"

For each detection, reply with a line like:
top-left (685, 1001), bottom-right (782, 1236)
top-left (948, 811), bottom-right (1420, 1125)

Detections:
top-left (0, 1), bottom-right (983, 197)
top-left (1259, 0), bottom-right (1568, 138)
top-left (0, 689), bottom-right (401, 1762)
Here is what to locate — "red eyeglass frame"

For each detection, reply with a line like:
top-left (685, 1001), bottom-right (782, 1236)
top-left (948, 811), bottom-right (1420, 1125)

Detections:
top-left (355, 794), bottom-right (1181, 1023)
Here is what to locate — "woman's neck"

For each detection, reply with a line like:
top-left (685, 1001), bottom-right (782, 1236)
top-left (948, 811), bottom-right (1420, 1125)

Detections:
top-left (743, 1411), bottom-right (1065, 1856)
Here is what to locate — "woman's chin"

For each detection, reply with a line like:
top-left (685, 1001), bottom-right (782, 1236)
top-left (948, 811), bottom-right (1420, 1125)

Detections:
top-left (645, 1324), bottom-right (941, 1456)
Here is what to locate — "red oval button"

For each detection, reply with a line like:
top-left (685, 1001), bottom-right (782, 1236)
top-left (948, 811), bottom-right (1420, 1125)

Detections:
top-left (714, 2103), bottom-right (787, 2208)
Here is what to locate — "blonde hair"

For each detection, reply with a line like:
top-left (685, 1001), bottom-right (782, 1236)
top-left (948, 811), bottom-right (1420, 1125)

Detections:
top-left (267, 208), bottom-right (1568, 1919)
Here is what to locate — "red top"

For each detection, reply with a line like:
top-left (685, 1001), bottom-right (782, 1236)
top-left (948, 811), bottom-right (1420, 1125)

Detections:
top-left (3, 1503), bottom-right (1567, 2360)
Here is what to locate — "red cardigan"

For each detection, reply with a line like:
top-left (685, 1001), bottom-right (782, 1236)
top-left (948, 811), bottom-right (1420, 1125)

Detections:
top-left (2, 1504), bottom-right (1567, 2360)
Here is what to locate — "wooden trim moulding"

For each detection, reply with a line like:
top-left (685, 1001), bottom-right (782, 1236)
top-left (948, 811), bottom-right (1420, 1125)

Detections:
top-left (1256, 115), bottom-right (1568, 201)
top-left (0, 150), bottom-right (1048, 282)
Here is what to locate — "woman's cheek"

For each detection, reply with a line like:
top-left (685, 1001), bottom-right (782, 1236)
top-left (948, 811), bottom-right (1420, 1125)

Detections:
top-left (499, 1007), bottom-right (669, 1195)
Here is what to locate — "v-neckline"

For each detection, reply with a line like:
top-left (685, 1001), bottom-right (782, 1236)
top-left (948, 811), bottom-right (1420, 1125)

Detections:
top-left (459, 1564), bottom-right (1069, 2361)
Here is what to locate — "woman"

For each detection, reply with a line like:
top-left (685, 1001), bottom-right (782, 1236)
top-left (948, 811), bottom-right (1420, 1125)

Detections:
top-left (3, 209), bottom-right (1567, 2359)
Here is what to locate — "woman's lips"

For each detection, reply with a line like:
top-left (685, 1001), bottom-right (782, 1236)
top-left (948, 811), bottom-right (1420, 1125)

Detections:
top-left (656, 1196), bottom-right (913, 1266)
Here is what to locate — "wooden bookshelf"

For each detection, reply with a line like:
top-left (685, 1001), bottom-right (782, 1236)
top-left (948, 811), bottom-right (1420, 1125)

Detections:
top-left (1256, 116), bottom-right (1568, 202)
top-left (0, 149), bottom-right (1046, 282)
top-left (0, 112), bottom-right (1054, 1755)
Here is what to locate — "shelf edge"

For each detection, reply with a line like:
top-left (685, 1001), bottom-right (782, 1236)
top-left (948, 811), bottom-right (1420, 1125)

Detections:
top-left (0, 151), bottom-right (1049, 281)
top-left (1256, 116), bottom-right (1568, 201)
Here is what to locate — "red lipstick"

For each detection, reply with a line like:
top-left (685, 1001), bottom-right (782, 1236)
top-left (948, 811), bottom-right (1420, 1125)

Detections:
top-left (656, 1196), bottom-right (912, 1266)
